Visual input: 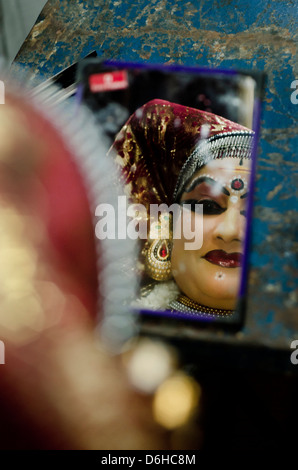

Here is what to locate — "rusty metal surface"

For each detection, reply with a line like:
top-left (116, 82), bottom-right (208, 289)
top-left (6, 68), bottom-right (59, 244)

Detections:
top-left (12, 0), bottom-right (298, 351)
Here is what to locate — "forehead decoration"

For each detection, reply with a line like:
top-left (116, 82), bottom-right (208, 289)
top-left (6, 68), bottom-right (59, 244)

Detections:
top-left (230, 177), bottom-right (247, 194)
top-left (173, 131), bottom-right (253, 201)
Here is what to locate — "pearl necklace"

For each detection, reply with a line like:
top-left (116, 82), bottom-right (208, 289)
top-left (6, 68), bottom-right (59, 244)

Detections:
top-left (169, 294), bottom-right (234, 318)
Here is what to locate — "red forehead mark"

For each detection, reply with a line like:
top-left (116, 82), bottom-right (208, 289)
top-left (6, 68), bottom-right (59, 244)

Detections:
top-left (231, 178), bottom-right (245, 191)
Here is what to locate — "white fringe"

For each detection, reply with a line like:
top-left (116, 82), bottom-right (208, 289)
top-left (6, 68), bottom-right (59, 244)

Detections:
top-left (133, 280), bottom-right (180, 310)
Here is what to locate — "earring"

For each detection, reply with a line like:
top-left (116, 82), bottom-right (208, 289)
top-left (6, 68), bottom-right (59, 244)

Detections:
top-left (144, 238), bottom-right (172, 281)
top-left (143, 213), bottom-right (173, 281)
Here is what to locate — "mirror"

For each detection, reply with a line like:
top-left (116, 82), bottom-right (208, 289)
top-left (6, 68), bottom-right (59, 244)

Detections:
top-left (78, 61), bottom-right (261, 329)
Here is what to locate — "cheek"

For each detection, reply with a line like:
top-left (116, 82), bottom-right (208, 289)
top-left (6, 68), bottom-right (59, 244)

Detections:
top-left (239, 216), bottom-right (246, 240)
top-left (203, 269), bottom-right (241, 301)
top-left (171, 212), bottom-right (211, 267)
top-left (171, 238), bottom-right (188, 276)
top-left (200, 216), bottom-right (216, 251)
top-left (171, 237), bottom-right (204, 285)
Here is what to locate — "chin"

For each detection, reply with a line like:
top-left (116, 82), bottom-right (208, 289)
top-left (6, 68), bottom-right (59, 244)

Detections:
top-left (194, 294), bottom-right (237, 310)
top-left (191, 278), bottom-right (240, 310)
top-left (209, 297), bottom-right (238, 310)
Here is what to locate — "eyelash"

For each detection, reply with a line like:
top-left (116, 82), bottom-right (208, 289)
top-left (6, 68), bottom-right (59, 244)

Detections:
top-left (181, 199), bottom-right (225, 215)
top-left (182, 199), bottom-right (248, 218)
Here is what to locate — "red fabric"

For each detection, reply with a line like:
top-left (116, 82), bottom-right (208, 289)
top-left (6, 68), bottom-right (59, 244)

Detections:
top-left (3, 94), bottom-right (98, 319)
top-left (111, 99), bottom-right (250, 209)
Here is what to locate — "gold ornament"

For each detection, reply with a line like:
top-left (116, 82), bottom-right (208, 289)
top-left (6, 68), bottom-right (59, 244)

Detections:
top-left (143, 213), bottom-right (173, 282)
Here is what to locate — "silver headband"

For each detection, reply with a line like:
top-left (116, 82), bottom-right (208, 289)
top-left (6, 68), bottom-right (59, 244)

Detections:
top-left (173, 130), bottom-right (254, 201)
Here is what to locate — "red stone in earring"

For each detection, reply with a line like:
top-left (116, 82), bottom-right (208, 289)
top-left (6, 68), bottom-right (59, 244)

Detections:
top-left (159, 243), bottom-right (168, 258)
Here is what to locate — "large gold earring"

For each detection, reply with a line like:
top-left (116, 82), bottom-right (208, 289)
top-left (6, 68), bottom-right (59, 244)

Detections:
top-left (143, 213), bottom-right (173, 281)
top-left (144, 238), bottom-right (172, 281)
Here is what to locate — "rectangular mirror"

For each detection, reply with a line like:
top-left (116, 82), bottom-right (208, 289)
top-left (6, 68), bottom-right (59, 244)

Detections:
top-left (77, 60), bottom-right (262, 332)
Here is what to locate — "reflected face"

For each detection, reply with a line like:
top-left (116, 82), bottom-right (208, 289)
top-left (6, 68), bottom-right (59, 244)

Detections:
top-left (171, 157), bottom-right (251, 310)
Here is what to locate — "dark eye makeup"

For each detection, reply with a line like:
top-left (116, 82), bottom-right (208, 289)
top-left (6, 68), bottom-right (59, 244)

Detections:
top-left (181, 198), bottom-right (225, 215)
top-left (181, 198), bottom-right (248, 217)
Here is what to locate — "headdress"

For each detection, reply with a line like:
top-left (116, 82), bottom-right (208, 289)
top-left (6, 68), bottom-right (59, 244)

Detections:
top-left (111, 99), bottom-right (253, 208)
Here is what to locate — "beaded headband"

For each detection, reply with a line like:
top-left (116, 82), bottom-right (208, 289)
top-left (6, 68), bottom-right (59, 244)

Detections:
top-left (173, 130), bottom-right (254, 202)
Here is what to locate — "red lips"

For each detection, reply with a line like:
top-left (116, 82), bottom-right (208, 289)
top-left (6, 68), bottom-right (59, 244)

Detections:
top-left (204, 250), bottom-right (242, 268)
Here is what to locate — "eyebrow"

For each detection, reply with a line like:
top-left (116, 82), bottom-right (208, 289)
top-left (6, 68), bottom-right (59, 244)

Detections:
top-left (240, 192), bottom-right (248, 199)
top-left (185, 176), bottom-right (230, 196)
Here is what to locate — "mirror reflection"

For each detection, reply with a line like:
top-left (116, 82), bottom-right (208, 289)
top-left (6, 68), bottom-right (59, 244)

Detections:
top-left (109, 94), bottom-right (254, 318)
top-left (82, 66), bottom-right (257, 319)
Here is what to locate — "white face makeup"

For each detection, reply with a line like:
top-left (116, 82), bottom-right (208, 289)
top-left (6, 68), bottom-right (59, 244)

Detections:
top-left (171, 157), bottom-right (251, 310)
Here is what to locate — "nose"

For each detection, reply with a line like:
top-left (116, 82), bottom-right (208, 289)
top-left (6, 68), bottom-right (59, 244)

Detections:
top-left (213, 207), bottom-right (243, 244)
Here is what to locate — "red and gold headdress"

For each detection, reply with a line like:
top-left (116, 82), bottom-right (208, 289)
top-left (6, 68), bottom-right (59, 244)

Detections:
top-left (111, 99), bottom-right (253, 209)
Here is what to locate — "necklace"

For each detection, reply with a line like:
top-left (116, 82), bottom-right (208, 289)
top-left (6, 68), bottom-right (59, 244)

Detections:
top-left (169, 294), bottom-right (234, 317)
